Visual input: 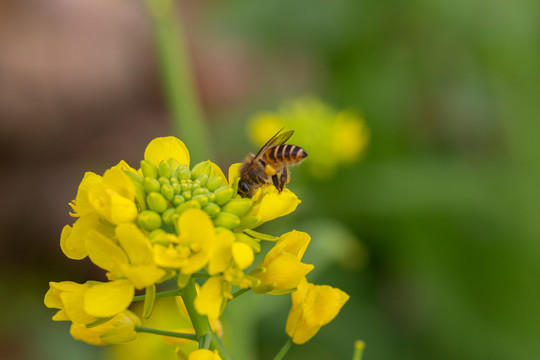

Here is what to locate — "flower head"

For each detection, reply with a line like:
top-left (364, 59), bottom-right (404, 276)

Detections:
top-left (285, 278), bottom-right (349, 344)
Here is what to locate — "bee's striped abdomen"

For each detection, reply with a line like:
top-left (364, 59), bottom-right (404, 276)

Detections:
top-left (264, 144), bottom-right (307, 167)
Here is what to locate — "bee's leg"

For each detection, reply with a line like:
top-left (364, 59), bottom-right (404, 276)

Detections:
top-left (272, 174), bottom-right (280, 190)
top-left (277, 169), bottom-right (290, 192)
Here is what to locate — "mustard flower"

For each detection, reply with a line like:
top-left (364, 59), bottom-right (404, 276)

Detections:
top-left (250, 230), bottom-right (314, 295)
top-left (285, 278), bottom-right (350, 344)
top-left (70, 310), bottom-right (141, 346)
top-left (188, 349), bottom-right (222, 360)
top-left (250, 97), bottom-right (369, 177)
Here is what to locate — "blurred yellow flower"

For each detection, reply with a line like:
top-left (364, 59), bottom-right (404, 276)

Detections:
top-left (250, 97), bottom-right (369, 178)
top-left (188, 349), bottom-right (222, 360)
top-left (285, 278), bottom-right (349, 344)
top-left (70, 310), bottom-right (140, 346)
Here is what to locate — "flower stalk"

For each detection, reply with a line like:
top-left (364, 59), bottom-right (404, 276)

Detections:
top-left (273, 338), bottom-right (293, 360)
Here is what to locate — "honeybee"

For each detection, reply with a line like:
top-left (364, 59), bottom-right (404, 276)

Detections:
top-left (238, 129), bottom-right (308, 198)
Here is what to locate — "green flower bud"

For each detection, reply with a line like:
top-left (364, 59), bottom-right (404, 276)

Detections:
top-left (125, 171), bottom-right (146, 210)
top-left (181, 182), bottom-right (192, 192)
top-left (144, 177), bottom-right (161, 193)
top-left (192, 180), bottom-right (201, 190)
top-left (196, 174), bottom-right (209, 187)
top-left (203, 203), bottom-right (221, 217)
top-left (147, 192), bottom-right (168, 213)
top-left (238, 216), bottom-right (260, 229)
top-left (193, 187), bottom-right (207, 196)
top-left (148, 228), bottom-right (166, 240)
top-left (170, 177), bottom-right (179, 184)
top-left (183, 191), bottom-right (192, 200)
top-left (137, 210), bottom-right (162, 231)
top-left (172, 195), bottom-right (185, 206)
top-left (158, 176), bottom-right (170, 185)
top-left (214, 186), bottom-right (234, 205)
top-left (206, 176), bottom-right (223, 192)
top-left (193, 195), bottom-right (209, 207)
top-left (235, 233), bottom-right (261, 253)
top-left (168, 158), bottom-right (181, 172)
top-left (172, 183), bottom-right (181, 194)
top-left (177, 164), bottom-right (191, 180)
top-left (161, 208), bottom-right (177, 226)
top-left (191, 161), bottom-right (212, 180)
top-left (221, 198), bottom-right (252, 217)
top-left (140, 160), bottom-right (159, 179)
top-left (124, 170), bottom-right (143, 185)
top-left (161, 184), bottom-right (175, 201)
top-left (159, 160), bottom-right (172, 178)
top-left (213, 212), bottom-right (240, 229)
top-left (176, 200), bottom-right (201, 214)
top-left (208, 193), bottom-right (216, 202)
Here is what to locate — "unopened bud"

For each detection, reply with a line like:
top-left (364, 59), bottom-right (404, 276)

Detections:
top-left (172, 195), bottom-right (185, 206)
top-left (176, 200), bottom-right (201, 214)
top-left (140, 160), bottom-right (159, 179)
top-left (206, 176), bottom-right (223, 192)
top-left (203, 203), bottom-right (220, 217)
top-left (193, 195), bottom-right (209, 207)
top-left (192, 187), bottom-right (207, 196)
top-left (158, 176), bottom-right (170, 185)
top-left (221, 198), bottom-right (252, 216)
top-left (177, 165), bottom-right (191, 180)
top-left (213, 212), bottom-right (240, 229)
top-left (161, 184), bottom-right (175, 201)
top-left (144, 177), bottom-right (161, 194)
top-left (235, 233), bottom-right (261, 253)
top-left (158, 160), bottom-right (172, 178)
top-left (214, 186), bottom-right (234, 205)
top-left (161, 208), bottom-right (177, 226)
top-left (168, 158), bottom-right (181, 172)
top-left (147, 192), bottom-right (168, 213)
top-left (196, 174), bottom-right (209, 187)
top-left (191, 161), bottom-right (211, 179)
top-left (137, 210), bottom-right (162, 231)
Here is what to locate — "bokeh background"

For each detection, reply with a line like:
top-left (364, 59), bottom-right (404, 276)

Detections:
top-left (1, 0), bottom-right (540, 359)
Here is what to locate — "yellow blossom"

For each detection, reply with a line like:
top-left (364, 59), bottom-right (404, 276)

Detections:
top-left (250, 230), bottom-right (314, 294)
top-left (285, 278), bottom-right (349, 344)
top-left (44, 281), bottom-right (95, 324)
top-left (144, 136), bottom-right (190, 167)
top-left (70, 310), bottom-right (140, 346)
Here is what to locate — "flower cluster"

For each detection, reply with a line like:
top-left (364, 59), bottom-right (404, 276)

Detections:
top-left (250, 97), bottom-right (369, 178)
top-left (45, 136), bottom-right (348, 358)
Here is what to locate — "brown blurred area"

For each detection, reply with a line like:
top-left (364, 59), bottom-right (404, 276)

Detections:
top-left (0, 0), bottom-right (282, 276)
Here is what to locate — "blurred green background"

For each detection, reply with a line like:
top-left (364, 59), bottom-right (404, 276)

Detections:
top-left (1, 0), bottom-right (539, 359)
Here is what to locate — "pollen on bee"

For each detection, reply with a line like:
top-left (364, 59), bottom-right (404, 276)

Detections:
top-left (264, 164), bottom-right (277, 176)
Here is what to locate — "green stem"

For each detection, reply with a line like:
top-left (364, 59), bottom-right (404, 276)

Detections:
top-left (273, 338), bottom-right (293, 360)
top-left (132, 288), bottom-right (182, 302)
top-left (145, 0), bottom-right (212, 162)
top-left (352, 340), bottom-right (365, 360)
top-left (181, 278), bottom-right (232, 360)
top-left (232, 288), bottom-right (250, 299)
top-left (135, 326), bottom-right (197, 341)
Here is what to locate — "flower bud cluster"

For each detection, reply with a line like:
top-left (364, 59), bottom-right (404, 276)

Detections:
top-left (134, 159), bottom-right (250, 234)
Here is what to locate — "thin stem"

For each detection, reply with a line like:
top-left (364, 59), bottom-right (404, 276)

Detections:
top-left (352, 340), bottom-right (366, 360)
top-left (132, 288), bottom-right (182, 302)
top-left (181, 278), bottom-right (232, 360)
top-left (192, 272), bottom-right (211, 278)
top-left (145, 0), bottom-right (212, 162)
top-left (273, 338), bottom-right (293, 360)
top-left (135, 326), bottom-right (197, 341)
top-left (232, 288), bottom-right (250, 299)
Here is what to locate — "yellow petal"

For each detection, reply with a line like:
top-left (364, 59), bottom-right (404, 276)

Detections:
top-left (120, 264), bottom-right (166, 290)
top-left (231, 242), bottom-right (254, 270)
top-left (144, 137), bottom-right (190, 167)
top-left (208, 161), bottom-right (227, 184)
top-left (153, 244), bottom-right (187, 268)
top-left (207, 230), bottom-right (234, 275)
top-left (61, 213), bottom-right (114, 260)
top-left (265, 230), bottom-right (310, 264)
top-left (85, 230), bottom-right (128, 272)
top-left (72, 172), bottom-right (103, 217)
top-left (256, 188), bottom-right (300, 223)
top-left (228, 163), bottom-right (241, 185)
top-left (116, 223), bottom-right (154, 265)
top-left (252, 253), bottom-right (313, 294)
top-left (194, 277), bottom-right (224, 319)
top-left (188, 349), bottom-right (222, 360)
top-left (84, 280), bottom-right (135, 317)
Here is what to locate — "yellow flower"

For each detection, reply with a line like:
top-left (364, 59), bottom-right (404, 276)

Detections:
top-left (188, 349), bottom-right (222, 360)
top-left (44, 281), bottom-right (95, 324)
top-left (250, 230), bottom-right (314, 294)
top-left (85, 224), bottom-right (166, 290)
top-left (285, 278), bottom-right (349, 344)
top-left (144, 136), bottom-right (190, 167)
top-left (70, 310), bottom-right (141, 346)
top-left (194, 276), bottom-right (231, 320)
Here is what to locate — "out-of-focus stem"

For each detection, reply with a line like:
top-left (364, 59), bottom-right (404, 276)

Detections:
top-left (145, 0), bottom-right (212, 162)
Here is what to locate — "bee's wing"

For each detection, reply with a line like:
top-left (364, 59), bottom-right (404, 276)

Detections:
top-left (253, 129), bottom-right (294, 160)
